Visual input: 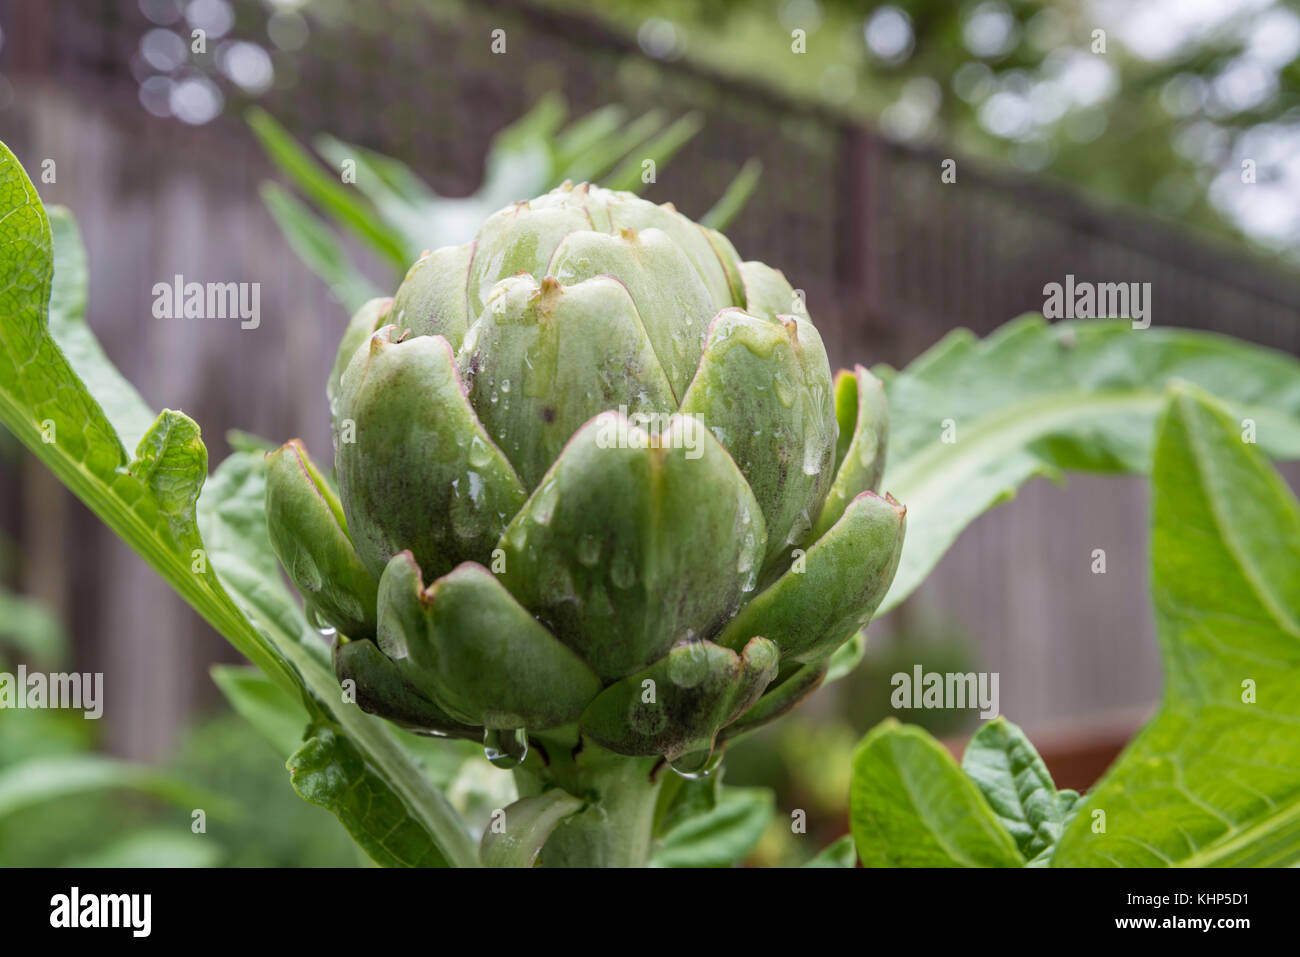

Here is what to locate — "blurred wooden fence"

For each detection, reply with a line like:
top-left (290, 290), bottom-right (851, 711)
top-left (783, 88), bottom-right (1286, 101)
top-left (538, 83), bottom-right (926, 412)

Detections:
top-left (0, 0), bottom-right (1297, 759)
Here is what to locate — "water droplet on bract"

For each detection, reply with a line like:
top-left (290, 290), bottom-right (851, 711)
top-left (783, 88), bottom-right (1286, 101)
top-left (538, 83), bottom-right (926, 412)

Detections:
top-left (540, 561), bottom-right (577, 605)
top-left (609, 552), bottom-right (637, 589)
top-left (576, 534), bottom-right (602, 566)
top-left (737, 539), bottom-right (754, 576)
top-left (501, 378), bottom-right (511, 394)
top-left (468, 435), bottom-right (493, 467)
top-left (772, 372), bottom-right (795, 408)
top-left (667, 635), bottom-right (709, 687)
top-left (292, 552), bottom-right (323, 593)
top-left (461, 321), bottom-right (481, 356)
top-left (802, 441), bottom-right (824, 476)
top-left (670, 748), bottom-right (722, 780)
top-left (785, 508), bottom-right (812, 546)
top-left (483, 727), bottom-right (528, 769)
top-left (532, 480), bottom-right (560, 525)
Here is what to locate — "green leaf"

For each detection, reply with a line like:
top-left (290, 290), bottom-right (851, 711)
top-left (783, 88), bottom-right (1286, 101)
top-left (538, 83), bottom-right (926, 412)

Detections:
top-left (288, 727), bottom-right (453, 868)
top-left (259, 182), bottom-right (381, 314)
top-left (651, 786), bottom-right (774, 867)
top-left (0, 142), bottom-right (478, 868)
top-left (850, 719), bottom-right (1024, 867)
top-left (804, 834), bottom-right (857, 867)
top-left (559, 108), bottom-right (668, 185)
top-left (198, 448), bottom-right (479, 868)
top-left (313, 134), bottom-right (431, 253)
top-left (1054, 386), bottom-right (1300, 867)
top-left (197, 447), bottom-right (326, 663)
top-left (211, 665), bottom-right (308, 759)
top-left (246, 108), bottom-right (408, 268)
top-left (603, 113), bottom-right (704, 193)
top-left (477, 94), bottom-right (564, 209)
top-left (552, 104), bottom-right (627, 174)
top-left (880, 316), bottom-right (1300, 612)
top-left (66, 829), bottom-right (224, 868)
top-left (480, 790), bottom-right (584, 868)
top-left (824, 630), bottom-right (866, 683)
top-left (961, 716), bottom-right (1071, 863)
top-left (653, 769), bottom-right (720, 838)
top-left (0, 142), bottom-right (295, 689)
top-left (47, 207), bottom-right (154, 450)
top-left (314, 133), bottom-right (437, 210)
top-left (699, 158), bottom-right (763, 231)
top-left (0, 589), bottom-right (67, 665)
top-left (0, 755), bottom-right (233, 822)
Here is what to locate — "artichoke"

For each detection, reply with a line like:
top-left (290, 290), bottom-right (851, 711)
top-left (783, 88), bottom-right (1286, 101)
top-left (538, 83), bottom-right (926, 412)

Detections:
top-left (266, 182), bottom-right (904, 865)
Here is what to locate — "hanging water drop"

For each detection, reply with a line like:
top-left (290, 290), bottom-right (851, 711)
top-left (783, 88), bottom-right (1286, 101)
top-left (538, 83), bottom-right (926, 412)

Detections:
top-left (483, 727), bottom-right (528, 769)
top-left (669, 747), bottom-right (723, 780)
top-left (307, 606), bottom-right (337, 640)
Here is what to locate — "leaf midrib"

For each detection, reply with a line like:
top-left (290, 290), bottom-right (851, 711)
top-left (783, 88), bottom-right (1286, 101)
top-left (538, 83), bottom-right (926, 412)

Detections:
top-left (885, 389), bottom-right (1157, 498)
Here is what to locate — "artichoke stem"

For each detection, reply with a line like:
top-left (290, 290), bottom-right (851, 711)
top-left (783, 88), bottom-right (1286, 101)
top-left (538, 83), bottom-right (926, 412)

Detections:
top-left (515, 735), bottom-right (663, 868)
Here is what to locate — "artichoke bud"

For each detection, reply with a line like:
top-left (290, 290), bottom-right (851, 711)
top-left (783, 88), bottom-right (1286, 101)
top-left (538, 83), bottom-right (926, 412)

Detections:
top-left (267, 182), bottom-right (908, 761)
top-left (264, 439), bottom-right (378, 639)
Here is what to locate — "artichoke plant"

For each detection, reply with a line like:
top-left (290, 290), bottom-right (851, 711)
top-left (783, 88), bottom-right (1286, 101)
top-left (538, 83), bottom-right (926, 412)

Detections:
top-left (265, 181), bottom-right (905, 866)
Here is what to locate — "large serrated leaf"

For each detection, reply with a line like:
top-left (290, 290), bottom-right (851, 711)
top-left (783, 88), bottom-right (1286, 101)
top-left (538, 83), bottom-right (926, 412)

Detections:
top-left (880, 316), bottom-right (1300, 612)
top-left (288, 727), bottom-right (450, 868)
top-left (0, 141), bottom-right (478, 868)
top-left (1054, 386), bottom-right (1300, 867)
top-left (0, 142), bottom-right (294, 688)
top-left (199, 447), bottom-right (479, 868)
